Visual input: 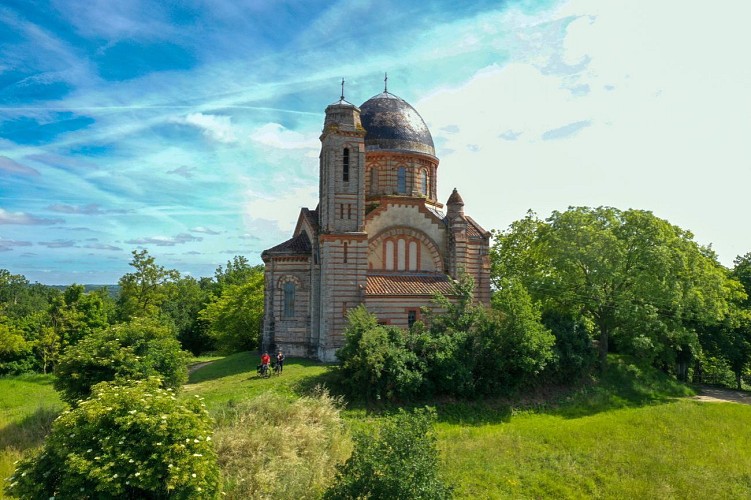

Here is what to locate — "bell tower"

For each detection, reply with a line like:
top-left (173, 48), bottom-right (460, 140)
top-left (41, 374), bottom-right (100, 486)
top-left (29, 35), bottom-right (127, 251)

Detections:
top-left (315, 85), bottom-right (368, 361)
top-left (319, 84), bottom-right (366, 232)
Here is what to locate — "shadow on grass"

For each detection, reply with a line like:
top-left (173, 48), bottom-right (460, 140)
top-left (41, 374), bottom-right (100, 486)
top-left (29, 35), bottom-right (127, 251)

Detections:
top-left (188, 352), bottom-right (254, 384)
top-left (549, 356), bottom-right (694, 419)
top-left (291, 363), bottom-right (339, 396)
top-left (0, 406), bottom-right (60, 451)
top-left (325, 355), bottom-right (693, 425)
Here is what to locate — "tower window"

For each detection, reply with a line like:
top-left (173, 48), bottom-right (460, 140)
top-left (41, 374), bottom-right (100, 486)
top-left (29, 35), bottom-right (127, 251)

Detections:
top-left (348, 204), bottom-right (352, 219)
top-left (397, 166), bottom-right (406, 194)
top-left (343, 148), bottom-right (350, 182)
top-left (370, 167), bottom-right (378, 194)
top-left (283, 281), bottom-right (295, 318)
top-left (343, 242), bottom-right (348, 263)
top-left (420, 169), bottom-right (428, 195)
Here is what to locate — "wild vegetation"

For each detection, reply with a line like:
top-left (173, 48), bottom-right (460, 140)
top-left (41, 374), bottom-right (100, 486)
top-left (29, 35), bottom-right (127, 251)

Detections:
top-left (3, 355), bottom-right (751, 499)
top-left (2, 205), bottom-right (751, 498)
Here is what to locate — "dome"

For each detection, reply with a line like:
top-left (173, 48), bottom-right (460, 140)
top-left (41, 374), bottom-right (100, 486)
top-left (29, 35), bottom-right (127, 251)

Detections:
top-left (359, 92), bottom-right (435, 157)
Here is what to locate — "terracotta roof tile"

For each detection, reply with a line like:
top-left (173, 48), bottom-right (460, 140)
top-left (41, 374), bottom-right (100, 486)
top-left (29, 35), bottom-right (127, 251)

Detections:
top-left (366, 273), bottom-right (455, 296)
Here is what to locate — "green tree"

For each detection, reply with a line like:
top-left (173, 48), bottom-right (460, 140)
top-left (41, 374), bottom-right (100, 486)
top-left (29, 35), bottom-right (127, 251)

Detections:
top-left (0, 318), bottom-right (35, 374)
top-left (117, 250), bottom-right (180, 321)
top-left (491, 207), bottom-right (740, 371)
top-left (335, 306), bottom-right (424, 402)
top-left (325, 408), bottom-right (451, 500)
top-left (49, 284), bottom-right (111, 347)
top-left (6, 378), bottom-right (220, 499)
top-left (213, 255), bottom-right (262, 293)
top-left (470, 281), bottom-right (555, 395)
top-left (53, 318), bottom-right (188, 404)
top-left (732, 252), bottom-right (751, 308)
top-left (199, 269), bottom-right (264, 353)
top-left (0, 269), bottom-right (58, 319)
top-left (161, 276), bottom-right (213, 355)
top-left (412, 276), bottom-right (482, 396)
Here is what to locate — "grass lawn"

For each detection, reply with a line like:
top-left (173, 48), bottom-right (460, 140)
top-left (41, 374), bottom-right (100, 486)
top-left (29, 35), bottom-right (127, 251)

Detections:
top-left (439, 400), bottom-right (751, 498)
top-left (2, 354), bottom-right (751, 498)
top-left (184, 352), bottom-right (336, 411)
top-left (0, 374), bottom-right (64, 494)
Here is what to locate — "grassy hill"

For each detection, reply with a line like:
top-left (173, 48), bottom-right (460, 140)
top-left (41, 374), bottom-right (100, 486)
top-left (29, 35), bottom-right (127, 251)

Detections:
top-left (2, 355), bottom-right (751, 498)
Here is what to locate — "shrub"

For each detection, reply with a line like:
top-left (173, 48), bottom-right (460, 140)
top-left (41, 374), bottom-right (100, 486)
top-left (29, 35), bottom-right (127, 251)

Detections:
top-left (54, 318), bottom-right (188, 404)
top-left (336, 306), bottom-right (424, 401)
top-left (324, 408), bottom-right (452, 499)
top-left (213, 388), bottom-right (351, 499)
top-left (471, 282), bottom-right (555, 395)
top-left (541, 310), bottom-right (596, 381)
top-left (5, 378), bottom-right (220, 499)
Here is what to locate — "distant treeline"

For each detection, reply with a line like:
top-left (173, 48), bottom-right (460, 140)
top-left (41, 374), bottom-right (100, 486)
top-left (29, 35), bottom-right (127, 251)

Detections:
top-left (0, 251), bottom-right (263, 375)
top-left (48, 284), bottom-right (121, 297)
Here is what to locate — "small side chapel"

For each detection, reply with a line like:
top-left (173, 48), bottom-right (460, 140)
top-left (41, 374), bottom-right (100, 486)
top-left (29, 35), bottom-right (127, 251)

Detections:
top-left (261, 83), bottom-right (490, 361)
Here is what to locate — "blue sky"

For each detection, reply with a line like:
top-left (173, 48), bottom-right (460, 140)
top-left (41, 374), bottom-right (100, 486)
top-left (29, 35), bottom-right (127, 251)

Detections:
top-left (2, 0), bottom-right (750, 284)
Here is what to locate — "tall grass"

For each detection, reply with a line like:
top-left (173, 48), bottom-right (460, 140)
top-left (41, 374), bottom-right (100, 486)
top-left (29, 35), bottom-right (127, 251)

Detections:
top-left (213, 388), bottom-right (351, 499)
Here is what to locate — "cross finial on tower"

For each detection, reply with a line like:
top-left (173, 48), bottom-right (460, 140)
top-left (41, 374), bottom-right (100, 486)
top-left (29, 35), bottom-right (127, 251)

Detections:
top-left (340, 78), bottom-right (345, 101)
top-left (384, 72), bottom-right (388, 93)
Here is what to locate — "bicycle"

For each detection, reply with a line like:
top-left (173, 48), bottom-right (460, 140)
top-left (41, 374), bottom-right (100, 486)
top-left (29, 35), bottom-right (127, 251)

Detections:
top-left (257, 363), bottom-right (270, 378)
top-left (273, 361), bottom-right (282, 376)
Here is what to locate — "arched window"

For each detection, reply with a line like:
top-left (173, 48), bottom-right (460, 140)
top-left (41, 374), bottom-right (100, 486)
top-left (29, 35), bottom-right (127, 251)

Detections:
top-left (370, 167), bottom-right (378, 194)
top-left (397, 239), bottom-right (406, 270)
top-left (385, 240), bottom-right (395, 270)
top-left (409, 241), bottom-right (418, 270)
top-left (283, 282), bottom-right (295, 318)
top-left (420, 169), bottom-right (428, 196)
top-left (343, 242), bottom-right (348, 263)
top-left (396, 166), bottom-right (406, 194)
top-left (343, 148), bottom-right (350, 182)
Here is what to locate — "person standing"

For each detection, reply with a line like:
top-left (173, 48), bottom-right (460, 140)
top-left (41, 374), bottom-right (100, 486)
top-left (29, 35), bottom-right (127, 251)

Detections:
top-left (276, 350), bottom-right (285, 373)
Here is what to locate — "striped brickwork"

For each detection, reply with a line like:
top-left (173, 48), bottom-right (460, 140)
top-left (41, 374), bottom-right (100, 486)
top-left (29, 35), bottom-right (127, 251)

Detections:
top-left (262, 95), bottom-right (491, 362)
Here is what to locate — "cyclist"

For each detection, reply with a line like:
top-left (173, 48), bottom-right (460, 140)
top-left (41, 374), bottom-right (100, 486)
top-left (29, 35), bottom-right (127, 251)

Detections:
top-left (260, 351), bottom-right (271, 377)
top-left (276, 350), bottom-right (285, 373)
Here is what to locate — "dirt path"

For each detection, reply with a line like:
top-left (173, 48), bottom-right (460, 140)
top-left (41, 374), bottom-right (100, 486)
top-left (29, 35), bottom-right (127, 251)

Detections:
top-left (693, 385), bottom-right (751, 405)
top-left (188, 361), bottom-right (215, 375)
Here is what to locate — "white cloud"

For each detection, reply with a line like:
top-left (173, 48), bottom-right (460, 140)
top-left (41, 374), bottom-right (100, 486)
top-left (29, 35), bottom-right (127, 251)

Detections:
top-left (250, 123), bottom-right (319, 150)
top-left (190, 226), bottom-right (221, 235)
top-left (125, 233), bottom-right (203, 246)
top-left (0, 208), bottom-right (63, 225)
top-left (179, 113), bottom-right (237, 143)
top-left (418, 0), bottom-right (751, 266)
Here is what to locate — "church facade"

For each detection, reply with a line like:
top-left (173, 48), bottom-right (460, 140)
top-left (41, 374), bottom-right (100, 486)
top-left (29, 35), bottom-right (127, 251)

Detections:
top-left (261, 88), bottom-right (490, 361)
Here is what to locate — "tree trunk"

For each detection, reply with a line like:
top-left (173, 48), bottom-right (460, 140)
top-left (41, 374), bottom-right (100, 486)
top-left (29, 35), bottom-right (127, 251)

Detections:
top-left (599, 326), bottom-right (609, 372)
top-left (736, 371), bottom-right (742, 391)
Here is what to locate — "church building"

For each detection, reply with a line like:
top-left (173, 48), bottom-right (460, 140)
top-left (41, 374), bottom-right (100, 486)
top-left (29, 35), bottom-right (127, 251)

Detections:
top-left (261, 84), bottom-right (490, 361)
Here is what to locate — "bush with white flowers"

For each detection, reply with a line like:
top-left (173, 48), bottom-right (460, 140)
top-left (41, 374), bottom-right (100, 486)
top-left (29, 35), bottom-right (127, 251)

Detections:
top-left (5, 378), bottom-right (220, 499)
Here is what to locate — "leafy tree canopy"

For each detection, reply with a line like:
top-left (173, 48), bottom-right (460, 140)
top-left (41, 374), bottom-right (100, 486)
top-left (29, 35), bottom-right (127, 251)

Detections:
top-left (53, 318), bottom-right (188, 404)
top-left (117, 250), bottom-right (180, 321)
top-left (199, 269), bottom-right (264, 353)
top-left (491, 206), bottom-right (743, 371)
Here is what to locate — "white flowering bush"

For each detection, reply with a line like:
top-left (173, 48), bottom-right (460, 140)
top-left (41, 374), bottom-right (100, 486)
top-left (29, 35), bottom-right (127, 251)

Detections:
top-left (4, 378), bottom-right (220, 499)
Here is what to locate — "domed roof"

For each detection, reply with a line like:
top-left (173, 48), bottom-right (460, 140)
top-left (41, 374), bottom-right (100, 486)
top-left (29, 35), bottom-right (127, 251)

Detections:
top-left (359, 92), bottom-right (435, 157)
